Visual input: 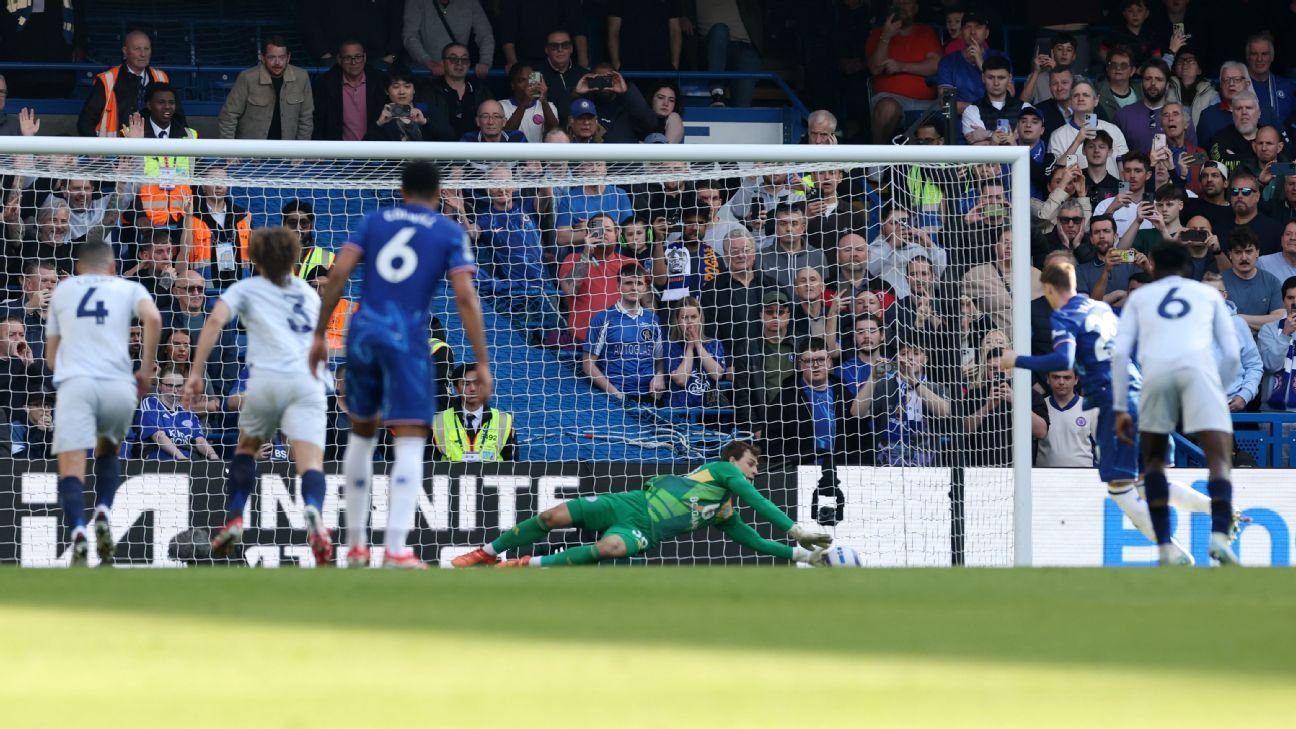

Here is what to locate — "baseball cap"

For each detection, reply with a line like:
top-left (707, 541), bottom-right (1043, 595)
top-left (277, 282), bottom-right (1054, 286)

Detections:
top-left (1201, 160), bottom-right (1227, 176)
top-left (570, 98), bottom-right (598, 118)
top-left (1019, 106), bottom-right (1044, 121)
top-left (962, 11), bottom-right (990, 27)
top-left (762, 290), bottom-right (790, 306)
top-left (642, 133), bottom-right (670, 144)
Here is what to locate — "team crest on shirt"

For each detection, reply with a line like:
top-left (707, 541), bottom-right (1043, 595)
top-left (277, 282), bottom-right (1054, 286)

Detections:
top-left (640, 327), bottom-right (655, 342)
top-left (1076, 416), bottom-right (1087, 427)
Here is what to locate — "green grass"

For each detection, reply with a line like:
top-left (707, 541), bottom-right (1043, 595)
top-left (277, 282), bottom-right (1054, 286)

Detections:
top-left (2, 568), bottom-right (1294, 728)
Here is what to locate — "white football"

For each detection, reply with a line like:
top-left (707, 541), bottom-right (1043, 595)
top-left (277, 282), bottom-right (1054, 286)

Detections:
top-left (823, 545), bottom-right (863, 567)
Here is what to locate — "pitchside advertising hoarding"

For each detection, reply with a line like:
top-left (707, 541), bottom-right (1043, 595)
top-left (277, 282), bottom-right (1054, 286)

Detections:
top-left (0, 462), bottom-right (1291, 567)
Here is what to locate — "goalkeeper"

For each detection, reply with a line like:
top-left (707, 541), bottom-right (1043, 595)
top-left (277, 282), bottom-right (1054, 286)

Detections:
top-left (452, 441), bottom-right (833, 567)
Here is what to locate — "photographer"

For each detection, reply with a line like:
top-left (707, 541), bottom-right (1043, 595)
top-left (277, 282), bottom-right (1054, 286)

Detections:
top-left (572, 62), bottom-right (656, 144)
top-left (1094, 151), bottom-right (1154, 239)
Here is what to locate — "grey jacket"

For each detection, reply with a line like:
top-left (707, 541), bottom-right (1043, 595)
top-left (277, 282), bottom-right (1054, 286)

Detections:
top-left (0, 112), bottom-right (21, 136)
top-left (403, 0), bottom-right (495, 67)
top-left (218, 64), bottom-right (315, 140)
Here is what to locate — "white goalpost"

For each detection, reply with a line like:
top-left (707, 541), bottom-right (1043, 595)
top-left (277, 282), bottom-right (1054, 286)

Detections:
top-left (0, 137), bottom-right (1034, 567)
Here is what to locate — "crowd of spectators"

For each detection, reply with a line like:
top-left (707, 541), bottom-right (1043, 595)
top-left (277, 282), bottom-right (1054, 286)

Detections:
top-left (2, 1), bottom-right (1296, 467)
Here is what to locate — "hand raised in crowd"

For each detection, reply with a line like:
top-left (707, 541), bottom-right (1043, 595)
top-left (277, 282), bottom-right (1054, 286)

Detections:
top-left (1259, 160), bottom-right (1276, 187)
top-left (880, 12), bottom-right (903, 40)
top-left (18, 108), bottom-right (40, 137)
top-left (1033, 53), bottom-right (1055, 72)
top-left (7, 336), bottom-right (33, 367)
top-left (122, 112), bottom-right (146, 139)
top-left (1283, 309), bottom-right (1296, 337)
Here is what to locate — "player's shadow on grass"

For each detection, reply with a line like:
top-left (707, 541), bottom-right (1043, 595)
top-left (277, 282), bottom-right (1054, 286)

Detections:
top-left (0, 568), bottom-right (1291, 678)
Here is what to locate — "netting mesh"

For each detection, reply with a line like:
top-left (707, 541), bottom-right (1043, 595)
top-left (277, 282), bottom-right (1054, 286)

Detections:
top-left (0, 147), bottom-right (1021, 567)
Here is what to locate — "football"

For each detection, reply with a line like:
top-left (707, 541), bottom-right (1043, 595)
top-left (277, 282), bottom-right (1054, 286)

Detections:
top-left (823, 545), bottom-right (863, 567)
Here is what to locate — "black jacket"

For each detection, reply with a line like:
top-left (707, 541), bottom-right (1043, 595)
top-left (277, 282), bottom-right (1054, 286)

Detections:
top-left (764, 376), bottom-right (866, 465)
top-left (312, 65), bottom-right (390, 141)
top-left (76, 64), bottom-right (188, 137)
top-left (586, 86), bottom-right (657, 144)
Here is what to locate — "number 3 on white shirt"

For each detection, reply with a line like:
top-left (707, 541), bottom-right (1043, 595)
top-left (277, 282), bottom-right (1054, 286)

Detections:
top-left (1086, 313), bottom-right (1117, 362)
top-left (375, 226), bottom-right (418, 283)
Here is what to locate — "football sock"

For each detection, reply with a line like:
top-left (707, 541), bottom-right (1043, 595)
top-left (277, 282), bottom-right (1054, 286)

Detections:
top-left (92, 452), bottom-right (121, 511)
top-left (384, 437), bottom-right (424, 554)
top-left (538, 544), bottom-right (601, 566)
top-left (1108, 483), bottom-right (1156, 542)
top-left (482, 543), bottom-right (498, 556)
top-left (300, 469), bottom-right (326, 513)
top-left (225, 453), bottom-right (256, 522)
top-left (343, 433), bottom-right (376, 547)
top-left (1208, 478), bottom-right (1234, 536)
top-left (1168, 480), bottom-right (1211, 513)
top-left (58, 476), bottom-right (86, 531)
top-left (1142, 471), bottom-right (1172, 545)
top-left (490, 515), bottom-right (550, 554)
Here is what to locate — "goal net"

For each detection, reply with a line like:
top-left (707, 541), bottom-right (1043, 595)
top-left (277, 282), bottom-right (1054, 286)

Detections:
top-left (0, 139), bottom-right (1032, 568)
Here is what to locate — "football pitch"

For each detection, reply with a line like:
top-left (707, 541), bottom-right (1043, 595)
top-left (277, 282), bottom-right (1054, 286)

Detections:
top-left (1, 568), bottom-right (1293, 728)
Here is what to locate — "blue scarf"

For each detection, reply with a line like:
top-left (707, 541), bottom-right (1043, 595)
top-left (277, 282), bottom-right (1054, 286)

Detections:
top-left (12, 0), bottom-right (76, 45)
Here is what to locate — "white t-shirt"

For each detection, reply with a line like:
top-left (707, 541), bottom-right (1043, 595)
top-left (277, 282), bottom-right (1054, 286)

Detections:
top-left (220, 276), bottom-right (321, 376)
top-left (499, 97), bottom-right (559, 143)
top-left (1113, 275), bottom-right (1240, 406)
top-left (1093, 194), bottom-right (1154, 237)
top-left (47, 274), bottom-right (152, 386)
top-left (1037, 395), bottom-right (1098, 467)
top-left (1049, 121), bottom-right (1129, 177)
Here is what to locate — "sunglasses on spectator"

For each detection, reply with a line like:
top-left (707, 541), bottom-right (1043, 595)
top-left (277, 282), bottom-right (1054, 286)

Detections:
top-left (546, 41), bottom-right (573, 50)
top-left (444, 55), bottom-right (471, 64)
top-left (1057, 215), bottom-right (1084, 224)
top-left (1108, 61), bottom-right (1130, 70)
top-left (1230, 187), bottom-right (1257, 196)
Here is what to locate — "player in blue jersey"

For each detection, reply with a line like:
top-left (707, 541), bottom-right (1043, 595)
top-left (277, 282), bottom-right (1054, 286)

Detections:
top-left (999, 256), bottom-right (1198, 563)
top-left (309, 161), bottom-right (492, 569)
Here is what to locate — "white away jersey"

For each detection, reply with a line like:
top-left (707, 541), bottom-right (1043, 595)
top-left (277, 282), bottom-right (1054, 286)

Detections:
top-left (220, 276), bottom-right (321, 375)
top-left (1112, 276), bottom-right (1240, 408)
top-left (47, 274), bottom-right (152, 386)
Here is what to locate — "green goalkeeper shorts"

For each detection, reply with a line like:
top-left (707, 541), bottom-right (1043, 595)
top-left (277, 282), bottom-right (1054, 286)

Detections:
top-left (566, 492), bottom-right (655, 557)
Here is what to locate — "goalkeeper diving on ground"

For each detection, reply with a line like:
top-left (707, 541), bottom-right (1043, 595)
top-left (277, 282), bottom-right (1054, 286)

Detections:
top-left (452, 441), bottom-right (833, 567)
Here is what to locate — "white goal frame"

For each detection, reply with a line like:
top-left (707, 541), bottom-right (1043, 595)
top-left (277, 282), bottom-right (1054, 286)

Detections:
top-left (0, 137), bottom-right (1034, 566)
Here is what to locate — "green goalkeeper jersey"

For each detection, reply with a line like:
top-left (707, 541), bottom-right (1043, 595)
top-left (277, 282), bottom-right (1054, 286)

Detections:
top-left (642, 461), bottom-right (795, 541)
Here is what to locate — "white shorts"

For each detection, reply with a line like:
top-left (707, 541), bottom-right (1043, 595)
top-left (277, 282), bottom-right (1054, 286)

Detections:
top-left (237, 372), bottom-right (327, 448)
top-left (53, 376), bottom-right (138, 454)
top-left (1139, 367), bottom-right (1233, 435)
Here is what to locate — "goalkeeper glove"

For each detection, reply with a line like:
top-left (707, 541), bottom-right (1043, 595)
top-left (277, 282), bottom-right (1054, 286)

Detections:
top-left (788, 524), bottom-right (832, 549)
top-left (792, 545), bottom-right (830, 566)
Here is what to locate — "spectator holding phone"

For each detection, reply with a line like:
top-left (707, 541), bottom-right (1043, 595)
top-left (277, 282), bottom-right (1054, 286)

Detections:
top-left (1049, 79), bottom-right (1129, 178)
top-left (500, 64), bottom-right (559, 143)
top-left (1019, 33), bottom-right (1078, 105)
top-left (366, 65), bottom-right (455, 141)
top-left (1117, 183), bottom-right (1185, 253)
top-left (1158, 102), bottom-right (1206, 190)
top-left (573, 62), bottom-right (656, 144)
top-left (1181, 216), bottom-right (1223, 280)
top-left (960, 57), bottom-right (1024, 146)
top-left (1094, 151), bottom-right (1155, 238)
top-left (1250, 126), bottom-right (1288, 201)
top-left (1114, 59), bottom-right (1171, 154)
top-left (1081, 130), bottom-right (1121, 207)
top-left (1075, 214), bottom-right (1150, 304)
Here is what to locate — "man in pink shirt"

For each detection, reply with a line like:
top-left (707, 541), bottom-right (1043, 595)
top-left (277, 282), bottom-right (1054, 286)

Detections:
top-left (311, 40), bottom-right (388, 141)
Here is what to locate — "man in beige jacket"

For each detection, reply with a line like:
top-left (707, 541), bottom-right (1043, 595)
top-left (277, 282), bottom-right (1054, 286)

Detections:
top-left (218, 35), bottom-right (314, 140)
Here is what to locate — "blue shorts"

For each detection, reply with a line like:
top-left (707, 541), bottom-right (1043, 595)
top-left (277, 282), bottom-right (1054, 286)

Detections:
top-left (345, 337), bottom-right (433, 426)
top-left (1096, 395), bottom-right (1139, 483)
